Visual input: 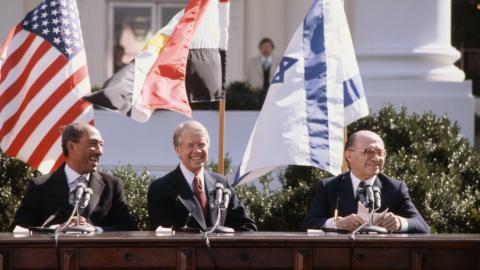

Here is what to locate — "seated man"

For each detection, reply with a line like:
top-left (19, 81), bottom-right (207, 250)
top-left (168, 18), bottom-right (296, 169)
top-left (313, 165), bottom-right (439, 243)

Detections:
top-left (148, 120), bottom-right (257, 232)
top-left (14, 123), bottom-right (135, 232)
top-left (302, 130), bottom-right (429, 233)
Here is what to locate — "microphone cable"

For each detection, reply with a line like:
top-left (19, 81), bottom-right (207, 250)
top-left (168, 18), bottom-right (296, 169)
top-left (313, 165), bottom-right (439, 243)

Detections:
top-left (201, 231), bottom-right (219, 270)
top-left (202, 201), bottom-right (224, 269)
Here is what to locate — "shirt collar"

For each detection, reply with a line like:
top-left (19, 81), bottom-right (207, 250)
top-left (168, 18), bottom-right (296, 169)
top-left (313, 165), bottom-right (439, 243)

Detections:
top-left (350, 171), bottom-right (376, 193)
top-left (261, 55), bottom-right (272, 64)
top-left (64, 163), bottom-right (90, 191)
top-left (179, 162), bottom-right (204, 191)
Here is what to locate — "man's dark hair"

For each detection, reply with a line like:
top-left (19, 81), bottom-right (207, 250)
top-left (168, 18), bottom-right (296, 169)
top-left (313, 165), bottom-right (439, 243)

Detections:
top-left (61, 123), bottom-right (84, 157)
top-left (258, 37), bottom-right (275, 49)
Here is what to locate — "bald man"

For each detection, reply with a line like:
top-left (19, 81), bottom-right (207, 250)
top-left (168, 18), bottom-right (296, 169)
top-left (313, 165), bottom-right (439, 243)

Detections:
top-left (14, 123), bottom-right (135, 232)
top-left (302, 130), bottom-right (429, 233)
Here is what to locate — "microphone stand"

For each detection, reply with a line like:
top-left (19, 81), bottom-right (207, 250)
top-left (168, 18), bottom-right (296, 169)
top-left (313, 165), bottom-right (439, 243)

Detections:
top-left (357, 196), bottom-right (387, 235)
top-left (206, 188), bottom-right (234, 234)
top-left (60, 193), bottom-right (95, 233)
top-left (206, 206), bottom-right (234, 234)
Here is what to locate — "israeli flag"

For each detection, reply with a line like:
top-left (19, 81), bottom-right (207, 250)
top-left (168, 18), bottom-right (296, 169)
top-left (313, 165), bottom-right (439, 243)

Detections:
top-left (234, 0), bottom-right (368, 186)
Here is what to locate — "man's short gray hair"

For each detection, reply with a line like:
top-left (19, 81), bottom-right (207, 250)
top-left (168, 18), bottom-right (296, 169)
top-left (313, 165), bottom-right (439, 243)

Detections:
top-left (173, 120), bottom-right (210, 147)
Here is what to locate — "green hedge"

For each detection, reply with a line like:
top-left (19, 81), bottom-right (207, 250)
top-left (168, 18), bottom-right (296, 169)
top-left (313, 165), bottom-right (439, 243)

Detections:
top-left (1, 105), bottom-right (479, 232)
top-left (0, 152), bottom-right (39, 231)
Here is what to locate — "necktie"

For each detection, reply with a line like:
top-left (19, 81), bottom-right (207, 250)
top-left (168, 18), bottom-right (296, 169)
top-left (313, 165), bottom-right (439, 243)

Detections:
top-left (71, 175), bottom-right (88, 191)
top-left (193, 175), bottom-right (208, 218)
top-left (356, 181), bottom-right (367, 206)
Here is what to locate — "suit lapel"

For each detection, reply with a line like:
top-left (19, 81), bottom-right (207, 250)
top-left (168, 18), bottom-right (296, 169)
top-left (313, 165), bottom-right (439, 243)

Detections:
top-left (339, 173), bottom-right (357, 215)
top-left (204, 171), bottom-right (219, 227)
top-left (47, 164), bottom-right (71, 210)
top-left (83, 172), bottom-right (105, 217)
top-left (374, 174), bottom-right (388, 211)
top-left (173, 166), bottom-right (207, 230)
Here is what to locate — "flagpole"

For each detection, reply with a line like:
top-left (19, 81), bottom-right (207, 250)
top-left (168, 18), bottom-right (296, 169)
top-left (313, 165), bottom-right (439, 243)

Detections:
top-left (341, 127), bottom-right (348, 173)
top-left (218, 99), bottom-right (225, 175)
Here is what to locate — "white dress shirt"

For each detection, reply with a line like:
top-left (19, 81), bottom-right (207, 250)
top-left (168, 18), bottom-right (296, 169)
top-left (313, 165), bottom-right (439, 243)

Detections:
top-left (64, 163), bottom-right (89, 192)
top-left (179, 162), bottom-right (205, 192)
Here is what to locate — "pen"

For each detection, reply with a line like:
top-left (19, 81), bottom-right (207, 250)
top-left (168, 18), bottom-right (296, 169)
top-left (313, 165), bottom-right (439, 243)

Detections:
top-left (334, 197), bottom-right (339, 223)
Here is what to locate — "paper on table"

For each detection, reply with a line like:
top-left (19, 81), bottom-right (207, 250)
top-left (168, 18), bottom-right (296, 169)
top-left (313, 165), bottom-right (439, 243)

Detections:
top-left (13, 225), bottom-right (29, 233)
top-left (155, 226), bottom-right (173, 235)
top-left (357, 202), bottom-right (388, 224)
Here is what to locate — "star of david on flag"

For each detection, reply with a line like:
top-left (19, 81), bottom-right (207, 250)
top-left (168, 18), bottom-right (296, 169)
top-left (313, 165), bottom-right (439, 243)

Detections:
top-left (234, 0), bottom-right (369, 186)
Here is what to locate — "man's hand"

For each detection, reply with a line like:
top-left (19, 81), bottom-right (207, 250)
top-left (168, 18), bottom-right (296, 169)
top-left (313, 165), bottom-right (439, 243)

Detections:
top-left (336, 214), bottom-right (364, 232)
top-left (63, 216), bottom-right (95, 230)
top-left (375, 212), bottom-right (401, 232)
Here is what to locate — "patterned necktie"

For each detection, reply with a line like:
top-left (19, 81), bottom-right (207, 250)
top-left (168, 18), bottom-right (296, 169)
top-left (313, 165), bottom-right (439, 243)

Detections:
top-left (193, 175), bottom-right (208, 218)
top-left (71, 175), bottom-right (88, 191)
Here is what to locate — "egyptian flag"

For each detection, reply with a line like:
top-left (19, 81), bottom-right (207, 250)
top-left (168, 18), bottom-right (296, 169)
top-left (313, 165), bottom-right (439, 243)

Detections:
top-left (84, 0), bottom-right (228, 122)
top-left (186, 0), bottom-right (229, 102)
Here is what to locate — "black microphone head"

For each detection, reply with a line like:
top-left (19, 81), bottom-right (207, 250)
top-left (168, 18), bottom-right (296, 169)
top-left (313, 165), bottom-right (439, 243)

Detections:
top-left (70, 181), bottom-right (87, 205)
top-left (79, 188), bottom-right (93, 209)
top-left (222, 189), bottom-right (232, 209)
top-left (214, 183), bottom-right (224, 206)
top-left (365, 184), bottom-right (374, 209)
top-left (372, 186), bottom-right (381, 209)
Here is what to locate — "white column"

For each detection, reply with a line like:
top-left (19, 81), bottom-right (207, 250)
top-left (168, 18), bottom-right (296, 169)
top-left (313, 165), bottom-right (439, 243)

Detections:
top-left (345, 0), bottom-right (474, 142)
top-left (347, 0), bottom-right (464, 81)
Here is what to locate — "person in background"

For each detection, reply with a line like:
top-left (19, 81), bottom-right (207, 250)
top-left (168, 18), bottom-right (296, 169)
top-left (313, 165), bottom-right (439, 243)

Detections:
top-left (245, 37), bottom-right (281, 98)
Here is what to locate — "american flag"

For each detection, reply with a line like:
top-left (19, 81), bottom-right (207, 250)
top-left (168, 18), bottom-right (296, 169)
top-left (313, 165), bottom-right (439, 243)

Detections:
top-left (0, 0), bottom-right (94, 174)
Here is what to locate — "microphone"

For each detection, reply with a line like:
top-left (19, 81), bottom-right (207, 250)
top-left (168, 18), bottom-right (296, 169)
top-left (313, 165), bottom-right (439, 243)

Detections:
top-left (372, 186), bottom-right (381, 210)
top-left (214, 183), bottom-right (224, 207)
top-left (69, 181), bottom-right (87, 205)
top-left (221, 188), bottom-right (231, 209)
top-left (365, 184), bottom-right (374, 211)
top-left (205, 187), bottom-right (234, 234)
top-left (79, 188), bottom-right (93, 209)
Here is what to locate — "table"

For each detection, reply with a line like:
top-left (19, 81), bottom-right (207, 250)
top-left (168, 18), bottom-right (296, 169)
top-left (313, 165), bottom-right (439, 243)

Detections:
top-left (0, 231), bottom-right (479, 270)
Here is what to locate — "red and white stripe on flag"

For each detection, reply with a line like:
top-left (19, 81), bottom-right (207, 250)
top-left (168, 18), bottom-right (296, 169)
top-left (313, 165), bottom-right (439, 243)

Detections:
top-left (0, 0), bottom-right (94, 174)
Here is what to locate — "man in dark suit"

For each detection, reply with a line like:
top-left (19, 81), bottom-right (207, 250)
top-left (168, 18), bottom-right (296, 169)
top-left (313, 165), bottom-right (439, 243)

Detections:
top-left (14, 123), bottom-right (135, 232)
top-left (302, 130), bottom-right (429, 233)
top-left (148, 120), bottom-right (256, 232)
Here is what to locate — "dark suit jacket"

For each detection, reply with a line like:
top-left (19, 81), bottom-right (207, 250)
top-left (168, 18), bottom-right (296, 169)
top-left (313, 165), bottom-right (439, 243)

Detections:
top-left (301, 172), bottom-right (429, 233)
top-left (14, 164), bottom-right (135, 231)
top-left (147, 166), bottom-right (257, 231)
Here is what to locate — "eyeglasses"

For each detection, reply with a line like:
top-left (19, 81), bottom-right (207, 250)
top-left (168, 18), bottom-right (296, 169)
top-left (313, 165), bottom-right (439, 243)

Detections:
top-left (347, 148), bottom-right (386, 158)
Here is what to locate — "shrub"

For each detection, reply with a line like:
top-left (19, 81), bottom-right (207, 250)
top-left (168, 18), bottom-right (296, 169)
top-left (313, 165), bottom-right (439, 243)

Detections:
top-left (236, 105), bottom-right (480, 233)
top-left (0, 151), bottom-right (39, 231)
top-left (189, 81), bottom-right (264, 111)
top-left (110, 166), bottom-right (153, 231)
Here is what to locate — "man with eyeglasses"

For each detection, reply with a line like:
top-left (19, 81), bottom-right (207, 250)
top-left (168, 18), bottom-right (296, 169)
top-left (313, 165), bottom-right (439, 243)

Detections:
top-left (301, 130), bottom-right (429, 233)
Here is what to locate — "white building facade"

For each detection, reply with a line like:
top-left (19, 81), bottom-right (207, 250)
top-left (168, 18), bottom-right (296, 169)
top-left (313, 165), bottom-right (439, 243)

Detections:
top-left (0, 0), bottom-right (474, 174)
